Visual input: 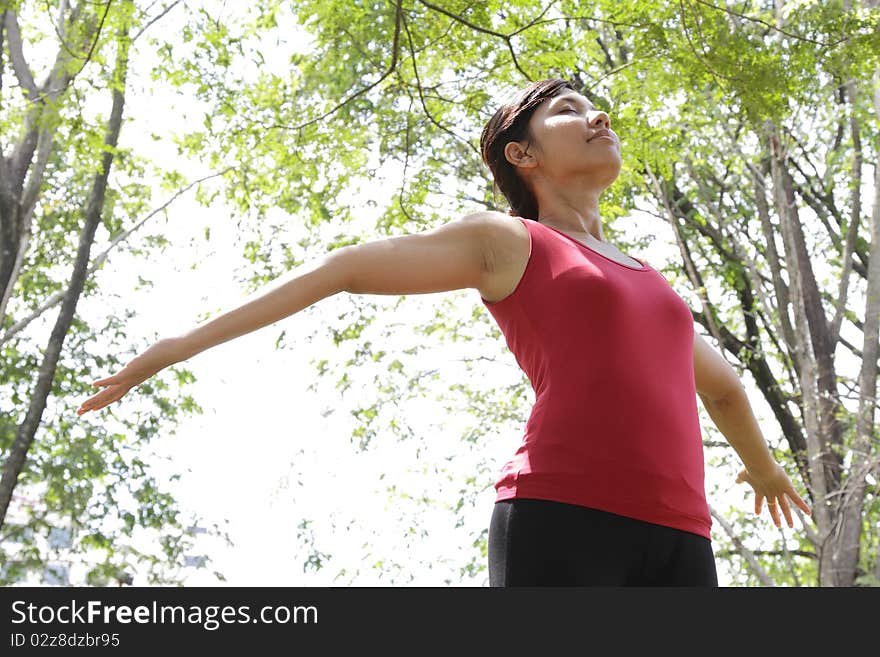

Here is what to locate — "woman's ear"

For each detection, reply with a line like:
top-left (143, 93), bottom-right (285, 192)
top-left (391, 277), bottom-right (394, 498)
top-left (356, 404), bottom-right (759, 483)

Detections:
top-left (504, 140), bottom-right (536, 170)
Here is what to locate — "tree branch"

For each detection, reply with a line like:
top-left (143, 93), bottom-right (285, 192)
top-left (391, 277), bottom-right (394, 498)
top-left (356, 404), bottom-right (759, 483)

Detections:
top-left (842, 332), bottom-right (880, 371)
top-left (268, 0), bottom-right (404, 136)
top-left (508, 0), bottom-right (558, 37)
top-left (396, 95), bottom-right (416, 225)
top-left (828, 78), bottom-right (865, 349)
top-left (20, 127), bottom-right (54, 222)
top-left (0, 167), bottom-right (233, 347)
top-left (713, 548), bottom-right (817, 560)
top-left (3, 11), bottom-right (37, 100)
top-left (644, 162), bottom-right (728, 350)
top-left (59, 0), bottom-right (112, 91)
top-left (399, 8), bottom-right (478, 157)
top-left (693, 0), bottom-right (845, 48)
top-left (708, 504), bottom-right (776, 586)
top-left (56, 0), bottom-right (70, 39)
top-left (783, 133), bottom-right (852, 249)
top-left (0, 10), bottom-right (6, 146)
top-left (1, 2), bottom-right (109, 323)
top-left (417, 0), bottom-right (533, 81)
top-left (132, 0), bottom-right (184, 43)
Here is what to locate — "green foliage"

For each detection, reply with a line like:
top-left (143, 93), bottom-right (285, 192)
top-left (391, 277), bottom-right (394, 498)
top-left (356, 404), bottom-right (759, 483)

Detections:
top-left (0, 1), bottom-right (226, 585)
top-left (7, 0), bottom-right (877, 585)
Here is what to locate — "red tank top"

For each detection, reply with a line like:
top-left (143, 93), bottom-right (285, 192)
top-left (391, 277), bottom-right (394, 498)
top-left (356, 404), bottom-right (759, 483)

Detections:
top-left (480, 217), bottom-right (712, 539)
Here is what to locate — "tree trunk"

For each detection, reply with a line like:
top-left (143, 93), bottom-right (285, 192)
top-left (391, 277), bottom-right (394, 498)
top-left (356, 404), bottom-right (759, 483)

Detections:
top-left (0, 18), bottom-right (132, 531)
top-left (832, 57), bottom-right (880, 586)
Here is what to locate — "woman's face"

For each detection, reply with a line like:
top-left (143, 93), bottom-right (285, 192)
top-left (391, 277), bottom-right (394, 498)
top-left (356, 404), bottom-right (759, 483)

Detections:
top-left (506, 91), bottom-right (621, 188)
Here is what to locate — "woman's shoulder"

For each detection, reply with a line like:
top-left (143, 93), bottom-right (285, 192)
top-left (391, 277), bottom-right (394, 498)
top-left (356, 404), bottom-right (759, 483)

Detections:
top-left (471, 211), bottom-right (532, 303)
top-left (469, 210), bottom-right (531, 237)
top-left (474, 210), bottom-right (531, 256)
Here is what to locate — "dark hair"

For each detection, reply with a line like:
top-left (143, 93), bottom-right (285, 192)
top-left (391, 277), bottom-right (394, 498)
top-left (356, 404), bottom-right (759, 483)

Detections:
top-left (479, 78), bottom-right (578, 220)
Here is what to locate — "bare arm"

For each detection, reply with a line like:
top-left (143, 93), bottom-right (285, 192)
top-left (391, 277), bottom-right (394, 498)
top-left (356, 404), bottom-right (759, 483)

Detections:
top-left (692, 331), bottom-right (776, 472)
top-left (339, 212), bottom-right (489, 296)
top-left (693, 333), bottom-right (812, 526)
top-left (174, 254), bottom-right (348, 361)
top-left (77, 213), bottom-right (490, 415)
top-left (178, 212), bottom-right (489, 356)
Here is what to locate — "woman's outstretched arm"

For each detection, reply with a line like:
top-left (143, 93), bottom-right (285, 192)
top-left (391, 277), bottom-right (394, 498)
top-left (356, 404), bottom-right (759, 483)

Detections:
top-left (76, 213), bottom-right (492, 416)
top-left (693, 332), bottom-right (812, 527)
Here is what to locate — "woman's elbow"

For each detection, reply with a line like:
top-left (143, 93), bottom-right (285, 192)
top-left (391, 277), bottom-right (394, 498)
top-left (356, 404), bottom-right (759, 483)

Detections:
top-left (325, 247), bottom-right (355, 295)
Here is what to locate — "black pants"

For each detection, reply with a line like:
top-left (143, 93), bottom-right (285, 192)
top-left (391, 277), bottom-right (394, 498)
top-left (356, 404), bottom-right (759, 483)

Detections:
top-left (488, 498), bottom-right (718, 586)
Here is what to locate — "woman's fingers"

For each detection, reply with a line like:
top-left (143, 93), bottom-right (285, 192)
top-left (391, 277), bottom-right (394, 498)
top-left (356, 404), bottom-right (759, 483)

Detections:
top-left (778, 495), bottom-right (793, 528)
top-left (77, 395), bottom-right (100, 415)
top-left (766, 497), bottom-right (780, 527)
top-left (790, 488), bottom-right (812, 516)
top-left (79, 398), bottom-right (108, 415)
top-left (737, 464), bottom-right (813, 527)
top-left (738, 472), bottom-right (763, 515)
top-left (78, 344), bottom-right (173, 418)
top-left (77, 383), bottom-right (123, 415)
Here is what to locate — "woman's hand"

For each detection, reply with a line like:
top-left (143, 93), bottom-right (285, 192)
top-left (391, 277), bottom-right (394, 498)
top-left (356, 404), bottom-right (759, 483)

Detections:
top-left (76, 337), bottom-right (185, 417)
top-left (735, 461), bottom-right (812, 528)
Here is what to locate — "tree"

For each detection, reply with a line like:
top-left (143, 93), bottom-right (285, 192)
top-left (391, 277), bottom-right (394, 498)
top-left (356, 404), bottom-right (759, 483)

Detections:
top-left (7, 0), bottom-right (877, 586)
top-left (634, 0), bottom-right (880, 587)
top-left (0, 0), bottom-right (228, 585)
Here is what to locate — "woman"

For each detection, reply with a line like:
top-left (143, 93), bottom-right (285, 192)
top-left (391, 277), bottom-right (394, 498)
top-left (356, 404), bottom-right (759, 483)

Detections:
top-left (77, 78), bottom-right (811, 586)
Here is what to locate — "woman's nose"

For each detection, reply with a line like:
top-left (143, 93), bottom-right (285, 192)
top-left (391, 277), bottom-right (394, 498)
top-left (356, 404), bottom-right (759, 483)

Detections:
top-left (590, 111), bottom-right (610, 130)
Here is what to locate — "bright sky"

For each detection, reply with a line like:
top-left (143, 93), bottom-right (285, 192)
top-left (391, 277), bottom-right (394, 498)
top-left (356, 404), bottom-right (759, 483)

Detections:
top-left (17, 1), bottom-right (844, 587)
